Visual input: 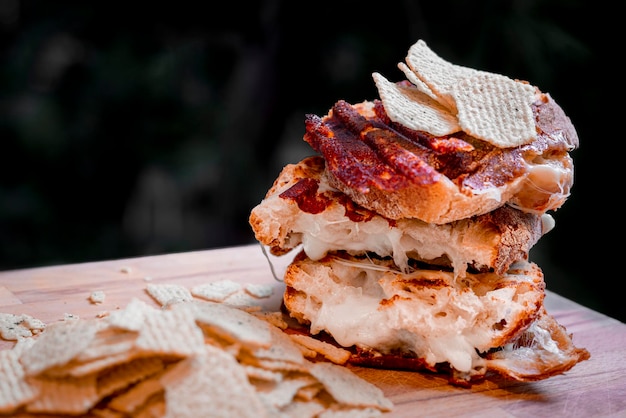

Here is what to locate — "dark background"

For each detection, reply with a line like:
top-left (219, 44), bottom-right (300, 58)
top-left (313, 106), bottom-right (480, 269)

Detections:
top-left (1, 1), bottom-right (622, 322)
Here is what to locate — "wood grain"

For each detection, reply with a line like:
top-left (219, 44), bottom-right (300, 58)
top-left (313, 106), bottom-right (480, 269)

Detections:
top-left (1, 244), bottom-right (624, 417)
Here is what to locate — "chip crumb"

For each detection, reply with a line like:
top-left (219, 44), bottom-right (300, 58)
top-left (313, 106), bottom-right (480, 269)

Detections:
top-left (63, 313), bottom-right (79, 321)
top-left (0, 312), bottom-right (46, 341)
top-left (89, 290), bottom-right (106, 304)
top-left (120, 266), bottom-right (132, 274)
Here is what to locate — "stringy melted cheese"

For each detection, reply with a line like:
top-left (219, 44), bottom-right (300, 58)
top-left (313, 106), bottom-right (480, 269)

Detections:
top-left (291, 258), bottom-right (542, 375)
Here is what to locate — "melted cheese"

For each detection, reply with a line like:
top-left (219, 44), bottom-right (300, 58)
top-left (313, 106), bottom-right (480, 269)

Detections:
top-left (290, 259), bottom-right (540, 374)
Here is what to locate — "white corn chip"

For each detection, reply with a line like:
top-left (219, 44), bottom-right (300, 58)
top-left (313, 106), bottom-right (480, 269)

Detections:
top-left (255, 358), bottom-right (310, 373)
top-left (160, 346), bottom-right (267, 418)
top-left (252, 311), bottom-right (289, 330)
top-left (397, 61), bottom-right (439, 100)
top-left (106, 297), bottom-right (151, 331)
top-left (244, 364), bottom-right (284, 382)
top-left (191, 279), bottom-right (241, 302)
top-left (309, 362), bottom-right (393, 412)
top-left (135, 304), bottom-right (205, 356)
top-left (97, 356), bottom-right (164, 398)
top-left (145, 283), bottom-right (192, 306)
top-left (257, 374), bottom-right (318, 409)
top-left (20, 318), bottom-right (99, 376)
top-left (182, 300), bottom-right (272, 349)
top-left (54, 350), bottom-right (139, 378)
top-left (289, 334), bottom-right (352, 365)
top-left (245, 283), bottom-right (274, 299)
top-left (405, 39), bottom-right (482, 110)
top-left (106, 374), bottom-right (164, 413)
top-left (373, 72), bottom-right (460, 137)
top-left (0, 349), bottom-right (38, 414)
top-left (76, 328), bottom-right (138, 363)
top-left (253, 322), bottom-right (306, 365)
top-left (0, 282), bottom-right (395, 416)
top-left (222, 290), bottom-right (265, 308)
top-left (25, 373), bottom-right (99, 415)
top-left (452, 72), bottom-right (537, 147)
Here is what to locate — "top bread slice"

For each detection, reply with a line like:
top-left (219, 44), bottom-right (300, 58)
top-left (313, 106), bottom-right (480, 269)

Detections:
top-left (303, 94), bottom-right (577, 224)
top-left (249, 155), bottom-right (551, 277)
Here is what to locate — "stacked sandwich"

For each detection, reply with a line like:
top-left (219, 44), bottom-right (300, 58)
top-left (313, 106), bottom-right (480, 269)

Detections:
top-left (249, 39), bottom-right (589, 386)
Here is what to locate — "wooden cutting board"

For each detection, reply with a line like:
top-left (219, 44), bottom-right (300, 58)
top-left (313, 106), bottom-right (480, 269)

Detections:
top-left (1, 244), bottom-right (625, 417)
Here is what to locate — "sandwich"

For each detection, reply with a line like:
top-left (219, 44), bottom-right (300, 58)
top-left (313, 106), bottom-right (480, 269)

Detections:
top-left (249, 39), bottom-right (589, 386)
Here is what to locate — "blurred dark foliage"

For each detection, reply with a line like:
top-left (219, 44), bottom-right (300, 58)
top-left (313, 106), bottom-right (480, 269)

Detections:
top-left (0, 1), bottom-right (622, 322)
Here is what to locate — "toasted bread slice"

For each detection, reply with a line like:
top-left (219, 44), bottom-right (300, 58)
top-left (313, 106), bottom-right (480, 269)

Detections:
top-left (303, 96), bottom-right (576, 223)
top-left (249, 155), bottom-right (551, 277)
top-left (283, 251), bottom-right (589, 385)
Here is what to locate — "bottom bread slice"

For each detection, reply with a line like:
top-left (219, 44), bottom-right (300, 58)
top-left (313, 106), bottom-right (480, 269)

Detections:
top-left (283, 251), bottom-right (590, 385)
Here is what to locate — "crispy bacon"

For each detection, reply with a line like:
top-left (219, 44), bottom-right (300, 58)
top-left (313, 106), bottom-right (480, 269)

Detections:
top-left (304, 99), bottom-right (530, 193)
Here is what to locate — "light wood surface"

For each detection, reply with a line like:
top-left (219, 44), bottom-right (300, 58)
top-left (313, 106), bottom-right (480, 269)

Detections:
top-left (1, 244), bottom-right (625, 417)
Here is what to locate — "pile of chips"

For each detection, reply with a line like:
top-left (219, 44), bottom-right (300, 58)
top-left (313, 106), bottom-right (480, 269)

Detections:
top-left (0, 280), bottom-right (393, 417)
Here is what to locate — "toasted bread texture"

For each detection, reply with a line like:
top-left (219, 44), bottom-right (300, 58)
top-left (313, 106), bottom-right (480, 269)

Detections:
top-left (249, 156), bottom-right (550, 277)
top-left (283, 251), bottom-right (589, 384)
top-left (303, 96), bottom-right (576, 223)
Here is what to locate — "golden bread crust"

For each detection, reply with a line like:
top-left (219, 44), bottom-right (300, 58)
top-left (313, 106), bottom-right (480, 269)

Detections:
top-left (249, 156), bottom-right (545, 276)
top-left (304, 98), bottom-right (575, 223)
top-left (283, 252), bottom-right (589, 385)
